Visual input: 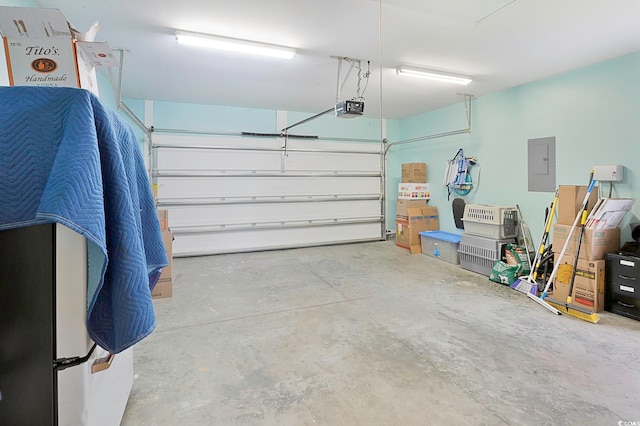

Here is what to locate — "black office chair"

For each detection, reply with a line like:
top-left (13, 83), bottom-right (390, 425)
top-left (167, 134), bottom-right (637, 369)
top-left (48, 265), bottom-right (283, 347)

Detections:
top-left (452, 198), bottom-right (466, 230)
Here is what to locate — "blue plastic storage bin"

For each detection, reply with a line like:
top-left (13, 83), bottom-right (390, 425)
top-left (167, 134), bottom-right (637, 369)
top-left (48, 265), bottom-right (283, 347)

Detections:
top-left (419, 231), bottom-right (462, 264)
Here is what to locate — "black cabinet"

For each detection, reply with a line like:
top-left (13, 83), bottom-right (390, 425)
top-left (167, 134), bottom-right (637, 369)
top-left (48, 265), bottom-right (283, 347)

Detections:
top-left (1, 223), bottom-right (134, 425)
top-left (0, 224), bottom-right (58, 425)
top-left (605, 252), bottom-right (640, 321)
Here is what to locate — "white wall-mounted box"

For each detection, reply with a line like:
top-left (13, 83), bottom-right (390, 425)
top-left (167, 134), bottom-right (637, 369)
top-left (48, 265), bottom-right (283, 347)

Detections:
top-left (593, 165), bottom-right (623, 182)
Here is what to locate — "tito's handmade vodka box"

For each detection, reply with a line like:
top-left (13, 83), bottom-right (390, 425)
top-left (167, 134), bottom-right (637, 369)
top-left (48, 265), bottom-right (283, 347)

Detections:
top-left (0, 6), bottom-right (116, 96)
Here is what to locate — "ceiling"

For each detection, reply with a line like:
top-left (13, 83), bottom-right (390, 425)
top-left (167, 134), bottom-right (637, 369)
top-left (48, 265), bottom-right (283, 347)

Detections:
top-left (36, 0), bottom-right (640, 120)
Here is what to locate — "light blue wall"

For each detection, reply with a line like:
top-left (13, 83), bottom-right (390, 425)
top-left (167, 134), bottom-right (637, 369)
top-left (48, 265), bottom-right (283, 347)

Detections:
top-left (96, 71), bottom-right (117, 110)
top-left (285, 111), bottom-right (386, 141)
top-left (9, 0), bottom-right (636, 243)
top-left (385, 100), bottom-right (474, 228)
top-left (149, 100), bottom-right (394, 143)
top-left (95, 72), bottom-right (151, 144)
top-left (0, 0), bottom-right (37, 6)
top-left (136, 52), bottom-right (640, 242)
top-left (152, 102), bottom-right (278, 133)
top-left (391, 52), bottom-right (640, 243)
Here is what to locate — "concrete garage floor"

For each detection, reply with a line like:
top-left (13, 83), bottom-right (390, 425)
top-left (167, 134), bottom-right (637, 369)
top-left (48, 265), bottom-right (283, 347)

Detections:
top-left (121, 240), bottom-right (640, 425)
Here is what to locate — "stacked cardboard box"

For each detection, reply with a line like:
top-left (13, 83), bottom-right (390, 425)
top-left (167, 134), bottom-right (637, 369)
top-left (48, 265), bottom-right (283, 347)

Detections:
top-left (551, 254), bottom-right (605, 311)
top-left (551, 224), bottom-right (620, 260)
top-left (396, 206), bottom-right (439, 254)
top-left (399, 163), bottom-right (430, 200)
top-left (396, 163), bottom-right (438, 253)
top-left (157, 209), bottom-right (168, 232)
top-left (556, 185), bottom-right (599, 225)
top-left (397, 183), bottom-right (431, 200)
top-left (0, 6), bottom-right (117, 96)
top-left (396, 199), bottom-right (429, 219)
top-left (551, 185), bottom-right (619, 312)
top-left (152, 209), bottom-right (173, 299)
top-left (402, 163), bottom-right (427, 183)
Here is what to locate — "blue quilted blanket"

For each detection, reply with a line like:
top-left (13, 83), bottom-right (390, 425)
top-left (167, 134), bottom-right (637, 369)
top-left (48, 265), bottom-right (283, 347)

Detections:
top-left (0, 86), bottom-right (167, 353)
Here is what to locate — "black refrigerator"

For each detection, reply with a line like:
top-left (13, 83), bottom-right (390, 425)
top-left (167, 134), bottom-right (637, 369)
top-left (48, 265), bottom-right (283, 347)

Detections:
top-left (0, 223), bottom-right (134, 425)
top-left (0, 224), bottom-right (59, 424)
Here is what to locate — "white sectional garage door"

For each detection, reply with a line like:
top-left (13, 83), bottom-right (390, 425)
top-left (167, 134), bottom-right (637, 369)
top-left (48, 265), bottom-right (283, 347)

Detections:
top-left (153, 133), bottom-right (383, 256)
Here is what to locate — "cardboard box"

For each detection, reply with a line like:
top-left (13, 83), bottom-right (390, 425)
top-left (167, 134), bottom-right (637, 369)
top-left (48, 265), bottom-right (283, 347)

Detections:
top-left (73, 40), bottom-right (118, 94)
top-left (398, 183), bottom-right (430, 200)
top-left (550, 254), bottom-right (605, 312)
top-left (557, 185), bottom-right (599, 226)
top-left (157, 209), bottom-right (169, 232)
top-left (159, 230), bottom-right (173, 280)
top-left (395, 206), bottom-right (439, 254)
top-left (552, 223), bottom-right (620, 260)
top-left (153, 230), bottom-right (173, 299)
top-left (401, 163), bottom-right (427, 183)
top-left (0, 7), bottom-right (116, 96)
top-left (396, 199), bottom-right (429, 220)
top-left (152, 278), bottom-right (172, 299)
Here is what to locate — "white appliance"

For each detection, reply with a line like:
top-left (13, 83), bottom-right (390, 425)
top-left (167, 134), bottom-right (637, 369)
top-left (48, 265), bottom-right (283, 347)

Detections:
top-left (0, 224), bottom-right (133, 425)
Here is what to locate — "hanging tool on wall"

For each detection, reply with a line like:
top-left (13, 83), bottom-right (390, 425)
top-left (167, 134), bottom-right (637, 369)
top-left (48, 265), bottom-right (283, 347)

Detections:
top-left (444, 148), bottom-right (479, 200)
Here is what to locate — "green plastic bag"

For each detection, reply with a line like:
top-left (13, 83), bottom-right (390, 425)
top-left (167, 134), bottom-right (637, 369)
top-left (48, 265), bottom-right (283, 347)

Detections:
top-left (489, 260), bottom-right (523, 285)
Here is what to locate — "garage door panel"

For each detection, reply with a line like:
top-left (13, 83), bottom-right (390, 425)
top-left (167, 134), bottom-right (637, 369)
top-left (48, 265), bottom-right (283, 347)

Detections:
top-left (156, 150), bottom-right (379, 173)
top-left (154, 134), bottom-right (282, 150)
top-left (157, 176), bottom-right (381, 199)
top-left (166, 200), bottom-right (381, 228)
top-left (276, 152), bottom-right (380, 172)
top-left (157, 149), bottom-right (282, 171)
top-left (154, 135), bottom-right (381, 153)
top-left (153, 132), bottom-right (384, 255)
top-left (286, 139), bottom-right (380, 153)
top-left (172, 222), bottom-right (382, 256)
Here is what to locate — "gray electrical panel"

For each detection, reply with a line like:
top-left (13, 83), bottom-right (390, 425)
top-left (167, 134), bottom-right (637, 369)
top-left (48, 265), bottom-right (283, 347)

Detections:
top-left (528, 136), bottom-right (556, 192)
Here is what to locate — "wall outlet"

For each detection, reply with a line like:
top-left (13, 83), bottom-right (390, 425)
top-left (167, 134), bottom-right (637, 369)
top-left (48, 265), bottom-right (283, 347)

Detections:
top-left (593, 165), bottom-right (623, 182)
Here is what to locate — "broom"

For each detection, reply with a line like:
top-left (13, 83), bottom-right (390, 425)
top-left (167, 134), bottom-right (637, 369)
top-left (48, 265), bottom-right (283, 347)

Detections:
top-left (510, 190), bottom-right (558, 295)
top-left (544, 173), bottom-right (600, 323)
top-left (516, 204), bottom-right (535, 265)
top-left (528, 173), bottom-right (597, 315)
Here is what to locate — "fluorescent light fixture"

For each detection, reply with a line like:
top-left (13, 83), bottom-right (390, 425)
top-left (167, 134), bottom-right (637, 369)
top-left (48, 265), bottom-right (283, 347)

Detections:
top-left (175, 30), bottom-right (296, 59)
top-left (396, 66), bottom-right (472, 85)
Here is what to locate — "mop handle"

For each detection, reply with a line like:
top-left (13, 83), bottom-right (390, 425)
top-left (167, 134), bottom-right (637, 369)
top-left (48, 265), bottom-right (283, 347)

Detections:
top-left (567, 208), bottom-right (590, 304)
top-left (524, 205), bottom-right (550, 282)
top-left (529, 190), bottom-right (559, 282)
top-left (515, 204), bottom-right (533, 267)
top-left (525, 243), bottom-right (542, 282)
top-left (540, 179), bottom-right (597, 299)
